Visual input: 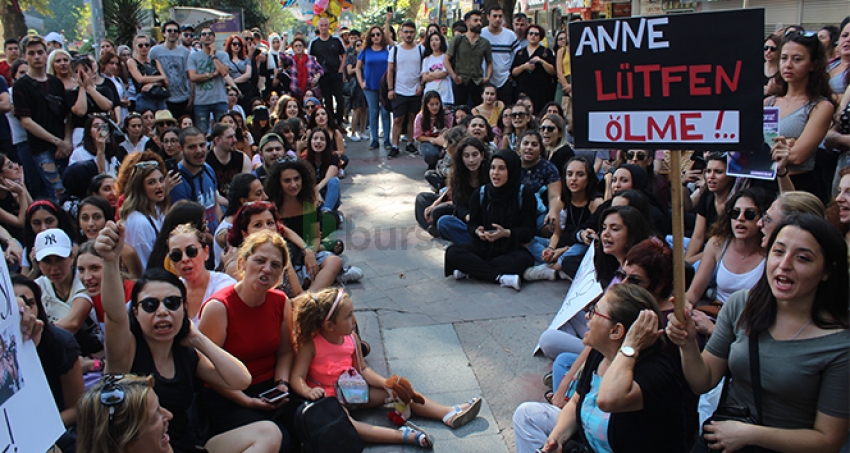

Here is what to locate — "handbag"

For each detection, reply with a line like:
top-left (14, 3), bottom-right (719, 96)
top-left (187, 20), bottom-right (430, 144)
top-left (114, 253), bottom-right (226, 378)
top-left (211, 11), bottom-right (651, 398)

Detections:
top-left (700, 334), bottom-right (769, 453)
top-left (342, 77), bottom-right (356, 97)
top-left (146, 85), bottom-right (171, 100)
top-left (294, 397), bottom-right (363, 453)
top-left (334, 334), bottom-right (369, 405)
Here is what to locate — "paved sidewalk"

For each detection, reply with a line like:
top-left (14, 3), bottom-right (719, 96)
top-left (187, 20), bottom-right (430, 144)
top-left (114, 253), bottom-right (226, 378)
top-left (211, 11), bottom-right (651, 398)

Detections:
top-left (337, 135), bottom-right (569, 452)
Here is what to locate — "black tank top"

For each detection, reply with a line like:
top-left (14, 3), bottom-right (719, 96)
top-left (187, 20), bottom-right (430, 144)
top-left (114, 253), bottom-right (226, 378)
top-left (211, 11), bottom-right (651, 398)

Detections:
top-left (206, 150), bottom-right (245, 198)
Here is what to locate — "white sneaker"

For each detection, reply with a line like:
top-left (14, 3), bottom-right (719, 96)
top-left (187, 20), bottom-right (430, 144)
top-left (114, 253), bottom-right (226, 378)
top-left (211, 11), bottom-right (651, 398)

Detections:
top-left (523, 264), bottom-right (556, 281)
top-left (379, 131), bottom-right (384, 139)
top-left (338, 168), bottom-right (346, 178)
top-left (338, 265), bottom-right (364, 283)
top-left (498, 274), bottom-right (521, 291)
top-left (350, 132), bottom-right (361, 142)
top-left (452, 270), bottom-right (469, 280)
top-left (558, 271), bottom-right (572, 282)
top-left (362, 131), bottom-right (371, 140)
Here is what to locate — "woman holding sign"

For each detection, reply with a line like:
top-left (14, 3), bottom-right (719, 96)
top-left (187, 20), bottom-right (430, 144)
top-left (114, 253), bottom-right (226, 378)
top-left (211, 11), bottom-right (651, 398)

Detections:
top-left (766, 31), bottom-right (835, 202)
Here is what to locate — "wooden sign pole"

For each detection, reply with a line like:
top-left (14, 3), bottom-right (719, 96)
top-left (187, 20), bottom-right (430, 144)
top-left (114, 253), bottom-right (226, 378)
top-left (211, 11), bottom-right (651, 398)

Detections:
top-left (669, 151), bottom-right (687, 324)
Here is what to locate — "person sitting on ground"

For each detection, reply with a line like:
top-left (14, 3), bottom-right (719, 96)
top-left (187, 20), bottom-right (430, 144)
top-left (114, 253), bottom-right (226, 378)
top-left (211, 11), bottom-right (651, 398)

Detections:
top-left (514, 283), bottom-right (688, 453)
top-left (826, 167), bottom-right (850, 260)
top-left (758, 191), bottom-right (826, 250)
top-left (119, 156), bottom-right (169, 270)
top-left (69, 115), bottom-right (121, 175)
top-left (444, 149), bottom-right (537, 291)
top-left (290, 288), bottom-right (483, 449)
top-left (472, 83), bottom-right (504, 126)
top-left (146, 200), bottom-right (210, 273)
top-left (517, 130), bottom-right (562, 236)
top-left (684, 152), bottom-right (735, 266)
top-left (667, 214), bottom-right (849, 453)
top-left (592, 205), bottom-right (655, 289)
top-left (501, 103), bottom-right (533, 150)
top-left (95, 222), bottom-right (282, 453)
top-left (303, 128), bottom-right (342, 222)
top-left (414, 90), bottom-right (453, 171)
top-left (464, 114), bottom-right (498, 153)
top-left (541, 114), bottom-right (574, 178)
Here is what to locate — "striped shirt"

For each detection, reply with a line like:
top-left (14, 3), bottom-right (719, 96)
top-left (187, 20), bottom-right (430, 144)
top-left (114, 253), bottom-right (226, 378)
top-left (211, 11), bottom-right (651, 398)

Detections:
top-left (481, 27), bottom-right (518, 89)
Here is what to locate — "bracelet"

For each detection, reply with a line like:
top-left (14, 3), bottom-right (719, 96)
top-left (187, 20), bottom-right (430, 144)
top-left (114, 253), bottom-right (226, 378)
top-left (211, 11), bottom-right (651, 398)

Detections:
top-left (275, 379), bottom-right (289, 388)
top-left (777, 168), bottom-right (789, 178)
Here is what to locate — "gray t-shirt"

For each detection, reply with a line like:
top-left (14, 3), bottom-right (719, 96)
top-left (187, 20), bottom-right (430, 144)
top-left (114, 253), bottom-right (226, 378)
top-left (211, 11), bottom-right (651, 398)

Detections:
top-left (706, 290), bottom-right (849, 429)
top-left (187, 50), bottom-right (229, 106)
top-left (149, 44), bottom-right (191, 102)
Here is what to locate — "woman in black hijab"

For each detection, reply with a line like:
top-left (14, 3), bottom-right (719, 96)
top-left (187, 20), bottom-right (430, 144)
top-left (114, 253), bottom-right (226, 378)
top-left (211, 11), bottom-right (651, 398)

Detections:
top-left (444, 149), bottom-right (537, 290)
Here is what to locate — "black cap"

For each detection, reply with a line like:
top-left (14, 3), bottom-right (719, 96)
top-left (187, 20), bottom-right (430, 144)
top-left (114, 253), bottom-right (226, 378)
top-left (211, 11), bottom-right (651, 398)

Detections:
top-left (181, 24), bottom-right (195, 32)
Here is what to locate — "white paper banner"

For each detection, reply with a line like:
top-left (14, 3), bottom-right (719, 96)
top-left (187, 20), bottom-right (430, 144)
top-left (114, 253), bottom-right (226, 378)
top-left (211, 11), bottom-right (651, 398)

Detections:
top-left (587, 110), bottom-right (740, 144)
top-left (534, 244), bottom-right (603, 354)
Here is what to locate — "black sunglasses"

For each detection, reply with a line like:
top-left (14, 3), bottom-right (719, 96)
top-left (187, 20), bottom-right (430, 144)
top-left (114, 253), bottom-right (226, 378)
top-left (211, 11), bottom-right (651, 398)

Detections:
top-left (614, 269), bottom-right (645, 286)
top-left (168, 245), bottom-right (199, 263)
top-left (540, 125), bottom-right (557, 133)
top-left (100, 374), bottom-right (126, 421)
top-left (183, 32), bottom-right (194, 37)
top-left (763, 45), bottom-right (777, 52)
top-left (730, 207), bottom-right (759, 221)
top-left (511, 112), bottom-right (528, 118)
top-left (138, 295), bottom-right (183, 313)
top-left (136, 42), bottom-right (151, 48)
top-left (626, 150), bottom-right (648, 161)
top-left (200, 31), bottom-right (215, 37)
top-left (165, 28), bottom-right (180, 34)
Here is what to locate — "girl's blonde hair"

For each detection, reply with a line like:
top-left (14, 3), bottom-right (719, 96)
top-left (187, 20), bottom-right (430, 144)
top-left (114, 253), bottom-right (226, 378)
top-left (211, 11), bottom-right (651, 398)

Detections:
top-left (292, 288), bottom-right (348, 346)
top-left (237, 229), bottom-right (290, 285)
top-left (118, 157), bottom-right (170, 221)
top-left (46, 49), bottom-right (71, 76)
top-left (76, 374), bottom-right (155, 453)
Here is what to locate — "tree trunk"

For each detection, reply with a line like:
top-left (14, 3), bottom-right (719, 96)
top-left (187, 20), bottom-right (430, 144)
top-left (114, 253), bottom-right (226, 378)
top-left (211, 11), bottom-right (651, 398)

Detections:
top-left (406, 0), bottom-right (423, 24)
top-left (1, 0), bottom-right (28, 41)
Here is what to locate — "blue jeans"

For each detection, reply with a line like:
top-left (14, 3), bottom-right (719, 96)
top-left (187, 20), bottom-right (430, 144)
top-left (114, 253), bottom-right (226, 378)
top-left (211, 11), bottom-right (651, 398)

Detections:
top-left (194, 102), bottom-right (229, 135)
top-left (552, 352), bottom-right (579, 396)
top-left (16, 141), bottom-right (45, 200)
top-left (135, 94), bottom-right (167, 115)
top-left (419, 142), bottom-right (442, 169)
top-left (556, 243), bottom-right (589, 268)
top-left (364, 90), bottom-right (391, 147)
top-left (436, 215), bottom-right (472, 244)
top-left (24, 147), bottom-right (64, 202)
top-left (319, 176), bottom-right (341, 212)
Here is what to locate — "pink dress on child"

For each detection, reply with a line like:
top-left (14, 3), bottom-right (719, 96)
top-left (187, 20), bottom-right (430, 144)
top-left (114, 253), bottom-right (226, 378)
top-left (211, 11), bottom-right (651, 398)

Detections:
top-left (308, 334), bottom-right (355, 397)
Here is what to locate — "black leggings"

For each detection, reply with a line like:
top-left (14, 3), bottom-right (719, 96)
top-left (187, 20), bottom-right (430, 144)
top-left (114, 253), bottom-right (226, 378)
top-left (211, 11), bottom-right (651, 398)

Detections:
top-left (444, 243), bottom-right (534, 282)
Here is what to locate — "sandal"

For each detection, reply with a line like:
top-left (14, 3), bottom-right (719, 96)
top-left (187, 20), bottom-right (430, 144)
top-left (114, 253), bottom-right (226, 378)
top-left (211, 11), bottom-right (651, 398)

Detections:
top-left (399, 423), bottom-right (434, 449)
top-left (442, 397), bottom-right (482, 429)
top-left (544, 391), bottom-right (554, 404)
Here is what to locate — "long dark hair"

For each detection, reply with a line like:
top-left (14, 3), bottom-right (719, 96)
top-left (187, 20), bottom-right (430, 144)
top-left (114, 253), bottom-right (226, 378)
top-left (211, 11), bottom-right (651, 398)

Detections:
top-left (561, 156), bottom-right (598, 205)
top-left (419, 91), bottom-right (446, 137)
top-left (775, 32), bottom-right (836, 108)
top-left (224, 173), bottom-right (261, 218)
top-left (129, 269), bottom-right (191, 342)
top-left (304, 128), bottom-right (336, 178)
top-left (82, 115), bottom-right (120, 161)
top-left (266, 158), bottom-right (317, 210)
top-left (593, 206), bottom-right (653, 287)
top-left (739, 215), bottom-right (849, 335)
top-left (24, 200), bottom-right (75, 252)
top-left (76, 196), bottom-right (114, 243)
top-left (707, 187), bottom-right (772, 243)
top-left (451, 136), bottom-right (490, 208)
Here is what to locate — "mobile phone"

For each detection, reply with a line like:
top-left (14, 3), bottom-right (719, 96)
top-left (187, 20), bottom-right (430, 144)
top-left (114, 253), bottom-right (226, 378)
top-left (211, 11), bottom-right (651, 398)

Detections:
top-left (387, 6), bottom-right (393, 13)
top-left (165, 158), bottom-right (178, 174)
top-left (259, 388), bottom-right (289, 403)
top-left (690, 154), bottom-right (706, 171)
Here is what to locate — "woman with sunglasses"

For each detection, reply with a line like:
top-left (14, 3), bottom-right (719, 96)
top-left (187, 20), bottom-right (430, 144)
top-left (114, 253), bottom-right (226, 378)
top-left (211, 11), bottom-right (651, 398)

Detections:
top-left (94, 223), bottom-right (282, 453)
top-left (501, 104), bottom-right (533, 150)
top-left (540, 114), bottom-right (574, 180)
top-left (514, 283), bottom-right (688, 453)
top-left (13, 274), bottom-right (83, 451)
top-left (168, 223), bottom-right (235, 322)
top-left (763, 35), bottom-right (781, 97)
top-left (669, 214), bottom-right (849, 453)
top-left (356, 26), bottom-right (392, 150)
top-left (128, 34), bottom-right (169, 113)
top-left (119, 157), bottom-right (169, 270)
top-left (224, 36), bottom-right (254, 111)
top-left (685, 188), bottom-right (772, 315)
top-left (510, 24), bottom-right (556, 119)
top-left (765, 31), bottom-right (835, 201)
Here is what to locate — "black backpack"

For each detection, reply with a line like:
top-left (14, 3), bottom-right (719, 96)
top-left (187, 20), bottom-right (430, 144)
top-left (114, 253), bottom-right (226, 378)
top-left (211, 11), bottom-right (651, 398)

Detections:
top-left (294, 397), bottom-right (363, 453)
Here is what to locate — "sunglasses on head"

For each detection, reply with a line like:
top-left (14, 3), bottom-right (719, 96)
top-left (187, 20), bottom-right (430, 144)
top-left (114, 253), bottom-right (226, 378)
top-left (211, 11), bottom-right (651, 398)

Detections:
top-left (614, 269), bottom-right (645, 286)
top-left (168, 245), bottom-right (200, 262)
top-left (540, 125), bottom-right (557, 133)
top-left (785, 29), bottom-right (817, 38)
top-left (626, 150), bottom-right (648, 161)
top-left (764, 45), bottom-right (777, 52)
top-left (137, 295), bottom-right (183, 313)
top-left (100, 374), bottom-right (125, 421)
top-left (730, 207), bottom-right (759, 221)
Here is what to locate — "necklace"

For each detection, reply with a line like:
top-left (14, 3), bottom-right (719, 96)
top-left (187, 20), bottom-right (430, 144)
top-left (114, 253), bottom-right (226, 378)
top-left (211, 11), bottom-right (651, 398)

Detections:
top-left (790, 320), bottom-right (812, 340)
top-left (566, 201), bottom-right (587, 228)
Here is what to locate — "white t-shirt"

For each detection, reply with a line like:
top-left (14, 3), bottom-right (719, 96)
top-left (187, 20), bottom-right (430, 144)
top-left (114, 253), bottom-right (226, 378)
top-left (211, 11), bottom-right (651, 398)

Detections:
top-left (120, 136), bottom-right (150, 155)
top-left (421, 54), bottom-right (454, 105)
top-left (36, 275), bottom-right (93, 324)
top-left (182, 271), bottom-right (236, 324)
top-left (388, 44), bottom-right (424, 97)
top-left (125, 209), bottom-right (164, 271)
top-left (480, 27), bottom-right (518, 89)
top-left (69, 146), bottom-right (120, 175)
top-left (6, 87), bottom-right (27, 145)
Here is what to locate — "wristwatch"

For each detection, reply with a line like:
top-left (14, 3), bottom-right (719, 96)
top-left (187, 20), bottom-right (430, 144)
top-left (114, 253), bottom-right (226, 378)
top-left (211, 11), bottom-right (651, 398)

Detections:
top-left (619, 346), bottom-right (636, 358)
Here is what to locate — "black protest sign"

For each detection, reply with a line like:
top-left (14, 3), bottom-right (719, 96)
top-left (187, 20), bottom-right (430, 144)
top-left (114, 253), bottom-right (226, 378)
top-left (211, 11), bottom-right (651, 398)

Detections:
top-left (569, 9), bottom-right (764, 151)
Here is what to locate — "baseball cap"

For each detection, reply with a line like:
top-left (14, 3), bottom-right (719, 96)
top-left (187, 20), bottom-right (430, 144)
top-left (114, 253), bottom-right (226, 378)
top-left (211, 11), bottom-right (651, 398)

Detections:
top-left (34, 228), bottom-right (73, 261)
top-left (44, 32), bottom-right (63, 44)
top-left (259, 132), bottom-right (283, 151)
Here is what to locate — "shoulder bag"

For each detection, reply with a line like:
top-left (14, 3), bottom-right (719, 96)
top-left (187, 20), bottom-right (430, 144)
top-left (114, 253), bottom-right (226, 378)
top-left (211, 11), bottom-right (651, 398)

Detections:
top-left (334, 334), bottom-right (369, 405)
top-left (294, 396), bottom-right (363, 453)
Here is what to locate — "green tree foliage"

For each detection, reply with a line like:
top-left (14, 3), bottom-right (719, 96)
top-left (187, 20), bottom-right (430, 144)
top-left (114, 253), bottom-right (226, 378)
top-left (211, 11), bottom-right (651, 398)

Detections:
top-left (103, 0), bottom-right (145, 45)
top-left (259, 0), bottom-right (299, 35)
top-left (25, 0), bottom-right (88, 42)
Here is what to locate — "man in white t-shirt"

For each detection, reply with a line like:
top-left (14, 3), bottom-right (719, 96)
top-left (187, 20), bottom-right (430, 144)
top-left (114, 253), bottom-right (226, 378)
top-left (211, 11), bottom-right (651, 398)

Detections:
top-left (387, 21), bottom-right (425, 158)
top-left (481, 5), bottom-right (518, 104)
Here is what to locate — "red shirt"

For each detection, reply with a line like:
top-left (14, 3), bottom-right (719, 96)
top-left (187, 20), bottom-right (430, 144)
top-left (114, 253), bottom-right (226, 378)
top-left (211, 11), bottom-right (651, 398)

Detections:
top-left (208, 285), bottom-right (287, 385)
top-left (91, 279), bottom-right (135, 322)
top-left (0, 61), bottom-right (11, 86)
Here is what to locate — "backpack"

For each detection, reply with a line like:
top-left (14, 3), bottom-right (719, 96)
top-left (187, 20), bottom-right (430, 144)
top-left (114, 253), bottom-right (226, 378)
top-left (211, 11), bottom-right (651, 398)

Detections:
top-left (379, 45), bottom-right (425, 112)
top-left (294, 397), bottom-right (363, 453)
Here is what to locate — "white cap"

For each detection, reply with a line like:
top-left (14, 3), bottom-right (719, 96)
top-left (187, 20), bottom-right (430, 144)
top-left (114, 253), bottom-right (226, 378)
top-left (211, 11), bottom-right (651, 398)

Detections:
top-left (44, 32), bottom-right (63, 44)
top-left (34, 228), bottom-right (72, 261)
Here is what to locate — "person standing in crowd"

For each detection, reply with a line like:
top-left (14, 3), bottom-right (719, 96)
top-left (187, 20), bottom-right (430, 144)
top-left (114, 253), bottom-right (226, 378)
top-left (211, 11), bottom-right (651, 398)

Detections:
top-left (0, 39), bottom-right (19, 85)
top-left (481, 5), bottom-right (518, 105)
top-left (309, 17), bottom-right (346, 126)
top-left (356, 26), bottom-right (392, 150)
top-left (150, 20), bottom-right (192, 120)
top-left (420, 31), bottom-right (453, 108)
top-left (511, 24), bottom-right (556, 117)
top-left (128, 34), bottom-right (168, 113)
top-left (180, 25), bottom-right (195, 52)
top-left (170, 127), bottom-right (221, 236)
top-left (14, 35), bottom-right (70, 202)
top-left (188, 27), bottom-right (232, 134)
top-left (445, 10), bottom-right (492, 109)
top-left (206, 122), bottom-right (251, 200)
top-left (512, 13), bottom-right (529, 49)
top-left (388, 21), bottom-right (425, 158)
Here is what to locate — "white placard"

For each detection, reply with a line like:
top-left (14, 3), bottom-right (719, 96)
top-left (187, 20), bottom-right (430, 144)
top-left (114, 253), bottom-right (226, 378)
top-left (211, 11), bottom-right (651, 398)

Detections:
top-left (0, 258), bottom-right (65, 452)
top-left (534, 244), bottom-right (603, 355)
top-left (587, 110), bottom-right (740, 144)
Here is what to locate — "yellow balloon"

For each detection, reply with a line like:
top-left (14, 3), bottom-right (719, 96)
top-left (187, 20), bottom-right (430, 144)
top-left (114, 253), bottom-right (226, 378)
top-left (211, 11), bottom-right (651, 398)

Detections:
top-left (328, 0), bottom-right (341, 16)
top-left (312, 11), bottom-right (339, 31)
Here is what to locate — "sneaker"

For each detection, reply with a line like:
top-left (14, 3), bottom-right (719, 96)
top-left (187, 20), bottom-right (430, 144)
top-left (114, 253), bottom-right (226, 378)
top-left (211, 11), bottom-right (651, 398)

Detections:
top-left (362, 131), bottom-right (371, 140)
top-left (338, 168), bottom-right (346, 179)
top-left (369, 141), bottom-right (379, 150)
top-left (557, 271), bottom-right (572, 282)
top-left (406, 143), bottom-right (419, 155)
top-left (498, 274), bottom-right (521, 291)
top-left (338, 265), bottom-right (364, 283)
top-left (452, 270), bottom-right (468, 280)
top-left (523, 264), bottom-right (557, 281)
top-left (379, 131), bottom-right (384, 139)
top-left (350, 132), bottom-right (361, 142)
top-left (387, 146), bottom-right (400, 158)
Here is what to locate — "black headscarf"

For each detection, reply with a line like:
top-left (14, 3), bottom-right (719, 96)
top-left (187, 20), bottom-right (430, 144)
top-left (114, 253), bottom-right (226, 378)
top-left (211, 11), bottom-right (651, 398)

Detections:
top-left (486, 149), bottom-right (522, 205)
